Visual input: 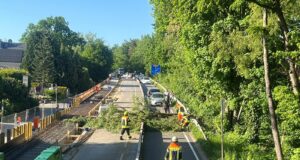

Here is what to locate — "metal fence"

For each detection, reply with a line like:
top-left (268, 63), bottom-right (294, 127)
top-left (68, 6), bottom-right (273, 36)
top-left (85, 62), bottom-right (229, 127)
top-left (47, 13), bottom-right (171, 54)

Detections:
top-left (0, 103), bottom-right (69, 134)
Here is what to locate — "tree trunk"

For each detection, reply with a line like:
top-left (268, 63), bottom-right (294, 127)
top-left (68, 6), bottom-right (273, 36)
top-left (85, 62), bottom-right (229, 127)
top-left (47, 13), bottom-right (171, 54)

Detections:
top-left (263, 8), bottom-right (284, 160)
top-left (274, 0), bottom-right (299, 96)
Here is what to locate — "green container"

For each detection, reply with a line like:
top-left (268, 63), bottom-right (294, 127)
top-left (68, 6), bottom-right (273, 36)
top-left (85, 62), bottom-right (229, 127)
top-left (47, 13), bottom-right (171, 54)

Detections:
top-left (34, 152), bottom-right (52, 160)
top-left (37, 146), bottom-right (61, 160)
top-left (0, 152), bottom-right (4, 160)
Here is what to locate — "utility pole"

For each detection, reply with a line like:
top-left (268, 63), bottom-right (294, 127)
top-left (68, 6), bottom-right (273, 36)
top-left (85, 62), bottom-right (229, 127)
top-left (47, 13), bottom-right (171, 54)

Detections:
top-left (221, 99), bottom-right (225, 160)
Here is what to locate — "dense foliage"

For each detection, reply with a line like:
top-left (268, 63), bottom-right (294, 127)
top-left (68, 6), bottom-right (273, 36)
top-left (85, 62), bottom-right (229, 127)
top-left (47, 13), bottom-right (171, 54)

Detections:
top-left (0, 70), bottom-right (38, 115)
top-left (21, 17), bottom-right (113, 93)
top-left (113, 0), bottom-right (300, 159)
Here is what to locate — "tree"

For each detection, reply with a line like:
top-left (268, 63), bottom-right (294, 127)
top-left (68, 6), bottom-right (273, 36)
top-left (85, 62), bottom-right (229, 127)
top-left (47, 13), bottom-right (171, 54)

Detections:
top-left (30, 31), bottom-right (55, 86)
top-left (244, 0), bottom-right (300, 96)
top-left (112, 40), bottom-right (137, 72)
top-left (262, 8), bottom-right (283, 160)
top-left (0, 76), bottom-right (38, 114)
top-left (79, 34), bottom-right (113, 82)
top-left (21, 16), bottom-right (96, 93)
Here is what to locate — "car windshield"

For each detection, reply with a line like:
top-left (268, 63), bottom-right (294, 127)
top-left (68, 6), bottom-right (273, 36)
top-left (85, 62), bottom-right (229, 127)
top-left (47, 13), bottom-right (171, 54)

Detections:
top-left (152, 93), bottom-right (164, 98)
top-left (150, 89), bottom-right (160, 93)
top-left (143, 77), bottom-right (149, 80)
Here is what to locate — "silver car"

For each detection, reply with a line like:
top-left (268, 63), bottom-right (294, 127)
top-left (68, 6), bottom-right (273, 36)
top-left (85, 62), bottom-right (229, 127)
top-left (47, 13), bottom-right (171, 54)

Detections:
top-left (141, 77), bottom-right (151, 84)
top-left (150, 92), bottom-right (164, 106)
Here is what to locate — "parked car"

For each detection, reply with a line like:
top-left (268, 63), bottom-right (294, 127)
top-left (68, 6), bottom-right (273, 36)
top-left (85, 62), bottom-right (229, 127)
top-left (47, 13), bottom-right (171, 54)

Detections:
top-left (150, 92), bottom-right (164, 106)
top-left (141, 77), bottom-right (151, 84)
top-left (147, 88), bottom-right (160, 97)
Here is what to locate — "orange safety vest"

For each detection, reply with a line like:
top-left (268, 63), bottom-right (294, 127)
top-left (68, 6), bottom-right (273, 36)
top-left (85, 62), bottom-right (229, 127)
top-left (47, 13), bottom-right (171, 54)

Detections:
top-left (177, 112), bottom-right (183, 121)
top-left (166, 142), bottom-right (182, 160)
top-left (121, 116), bottom-right (129, 128)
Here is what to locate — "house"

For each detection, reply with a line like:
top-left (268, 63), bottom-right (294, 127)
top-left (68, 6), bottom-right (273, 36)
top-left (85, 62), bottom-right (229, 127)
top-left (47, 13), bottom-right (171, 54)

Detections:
top-left (0, 40), bottom-right (25, 69)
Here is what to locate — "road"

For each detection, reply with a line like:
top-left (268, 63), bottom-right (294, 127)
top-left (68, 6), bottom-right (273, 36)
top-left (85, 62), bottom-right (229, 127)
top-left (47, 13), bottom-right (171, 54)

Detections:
top-left (141, 81), bottom-right (207, 160)
top-left (69, 78), bottom-right (143, 160)
top-left (114, 78), bottom-right (144, 109)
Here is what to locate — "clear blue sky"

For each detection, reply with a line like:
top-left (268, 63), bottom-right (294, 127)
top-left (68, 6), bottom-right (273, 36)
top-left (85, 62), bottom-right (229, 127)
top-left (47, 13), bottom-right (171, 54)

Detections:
top-left (0, 0), bottom-right (154, 46)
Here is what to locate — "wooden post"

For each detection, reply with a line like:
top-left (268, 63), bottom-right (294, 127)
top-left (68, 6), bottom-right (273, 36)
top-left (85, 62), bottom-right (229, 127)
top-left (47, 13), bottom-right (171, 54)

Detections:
top-left (41, 119), bottom-right (44, 129)
top-left (28, 122), bottom-right (32, 139)
top-left (24, 123), bottom-right (28, 140)
top-left (12, 128), bottom-right (16, 138)
top-left (43, 119), bottom-right (46, 129)
top-left (45, 117), bottom-right (48, 126)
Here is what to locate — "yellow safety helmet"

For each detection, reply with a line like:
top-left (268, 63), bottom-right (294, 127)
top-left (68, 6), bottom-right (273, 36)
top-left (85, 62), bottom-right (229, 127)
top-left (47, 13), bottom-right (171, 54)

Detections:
top-left (124, 111), bottom-right (128, 116)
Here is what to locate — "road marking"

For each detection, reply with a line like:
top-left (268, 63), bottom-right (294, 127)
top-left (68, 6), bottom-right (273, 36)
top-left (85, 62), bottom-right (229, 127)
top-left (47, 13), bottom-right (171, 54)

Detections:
top-left (120, 141), bottom-right (128, 160)
top-left (183, 132), bottom-right (200, 160)
top-left (120, 153), bottom-right (124, 160)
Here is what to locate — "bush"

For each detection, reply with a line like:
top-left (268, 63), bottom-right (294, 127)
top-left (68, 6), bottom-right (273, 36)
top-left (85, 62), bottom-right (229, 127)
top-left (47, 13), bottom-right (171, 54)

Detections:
top-left (0, 68), bottom-right (28, 80)
top-left (44, 86), bottom-right (68, 100)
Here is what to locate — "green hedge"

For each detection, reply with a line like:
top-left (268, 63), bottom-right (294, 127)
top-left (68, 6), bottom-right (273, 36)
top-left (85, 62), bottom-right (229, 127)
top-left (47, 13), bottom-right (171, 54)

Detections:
top-left (43, 86), bottom-right (67, 101)
top-left (0, 68), bottom-right (28, 80)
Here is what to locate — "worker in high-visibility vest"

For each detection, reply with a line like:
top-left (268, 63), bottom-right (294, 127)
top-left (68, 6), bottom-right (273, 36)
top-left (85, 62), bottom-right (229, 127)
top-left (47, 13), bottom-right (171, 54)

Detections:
top-left (177, 111), bottom-right (184, 122)
top-left (165, 136), bottom-right (183, 160)
top-left (120, 111), bottom-right (132, 140)
top-left (181, 115), bottom-right (190, 130)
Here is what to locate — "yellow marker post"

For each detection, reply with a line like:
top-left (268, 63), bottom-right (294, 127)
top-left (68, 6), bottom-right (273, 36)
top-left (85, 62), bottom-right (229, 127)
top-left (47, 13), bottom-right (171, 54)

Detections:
top-left (29, 122), bottom-right (32, 138)
top-left (24, 123), bottom-right (28, 140)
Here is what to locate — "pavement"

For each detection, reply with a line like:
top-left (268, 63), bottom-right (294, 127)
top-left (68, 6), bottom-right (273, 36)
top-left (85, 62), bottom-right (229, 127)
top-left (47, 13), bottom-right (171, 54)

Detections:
top-left (141, 81), bottom-right (208, 160)
top-left (71, 129), bottom-right (139, 160)
top-left (143, 131), bottom-right (207, 160)
top-left (113, 79), bottom-right (144, 109)
top-left (67, 78), bottom-right (143, 160)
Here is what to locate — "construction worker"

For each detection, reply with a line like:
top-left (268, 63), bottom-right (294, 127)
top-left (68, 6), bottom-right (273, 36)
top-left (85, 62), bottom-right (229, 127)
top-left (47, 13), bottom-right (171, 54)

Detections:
top-left (165, 136), bottom-right (183, 160)
top-left (177, 110), bottom-right (184, 122)
top-left (164, 91), bottom-right (171, 113)
top-left (120, 111), bottom-right (132, 140)
top-left (181, 115), bottom-right (190, 130)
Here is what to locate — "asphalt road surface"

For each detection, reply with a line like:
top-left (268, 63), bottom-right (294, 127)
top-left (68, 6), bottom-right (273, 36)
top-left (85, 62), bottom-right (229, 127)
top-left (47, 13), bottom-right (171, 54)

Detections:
top-left (141, 79), bottom-right (207, 160)
top-left (69, 78), bottom-right (143, 160)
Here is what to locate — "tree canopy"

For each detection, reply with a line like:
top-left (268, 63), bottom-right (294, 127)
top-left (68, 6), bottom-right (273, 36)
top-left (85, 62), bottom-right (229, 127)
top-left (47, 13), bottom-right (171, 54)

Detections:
top-left (114, 0), bottom-right (300, 159)
top-left (21, 16), bottom-right (112, 93)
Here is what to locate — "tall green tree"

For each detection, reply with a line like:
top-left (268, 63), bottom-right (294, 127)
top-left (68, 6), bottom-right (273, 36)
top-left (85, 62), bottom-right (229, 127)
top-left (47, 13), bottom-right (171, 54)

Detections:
top-left (21, 16), bottom-right (95, 93)
top-left (112, 40), bottom-right (137, 72)
top-left (243, 0), bottom-right (300, 96)
top-left (262, 8), bottom-right (283, 159)
top-left (29, 31), bottom-right (55, 86)
top-left (78, 34), bottom-right (113, 82)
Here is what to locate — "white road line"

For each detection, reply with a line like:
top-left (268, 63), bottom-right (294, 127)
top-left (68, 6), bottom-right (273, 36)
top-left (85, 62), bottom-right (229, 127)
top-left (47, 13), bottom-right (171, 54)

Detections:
top-left (120, 141), bottom-right (128, 160)
top-left (120, 153), bottom-right (124, 160)
top-left (183, 132), bottom-right (200, 160)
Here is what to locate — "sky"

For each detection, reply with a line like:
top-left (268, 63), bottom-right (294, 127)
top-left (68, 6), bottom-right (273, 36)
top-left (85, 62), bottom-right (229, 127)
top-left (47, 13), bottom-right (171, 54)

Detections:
top-left (0, 0), bottom-right (154, 46)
